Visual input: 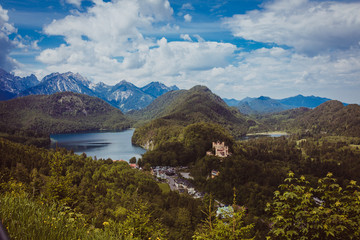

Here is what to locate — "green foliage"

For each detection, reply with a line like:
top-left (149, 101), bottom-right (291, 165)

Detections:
top-left (103, 200), bottom-right (167, 239)
top-left (193, 193), bottom-right (255, 240)
top-left (129, 157), bottom-right (137, 164)
top-left (158, 182), bottom-right (171, 194)
top-left (0, 189), bottom-right (100, 240)
top-left (266, 172), bottom-right (360, 239)
top-left (0, 138), bottom-right (203, 239)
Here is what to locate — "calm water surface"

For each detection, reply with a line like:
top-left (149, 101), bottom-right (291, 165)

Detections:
top-left (241, 132), bottom-right (289, 140)
top-left (50, 129), bottom-right (146, 161)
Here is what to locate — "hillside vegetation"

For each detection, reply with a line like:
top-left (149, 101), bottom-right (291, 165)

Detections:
top-left (250, 100), bottom-right (360, 137)
top-left (0, 92), bottom-right (131, 145)
top-left (0, 138), bottom-right (203, 239)
top-left (131, 86), bottom-right (251, 148)
top-left (293, 100), bottom-right (360, 136)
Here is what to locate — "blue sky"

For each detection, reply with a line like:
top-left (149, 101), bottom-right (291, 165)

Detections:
top-left (1, 0), bottom-right (360, 103)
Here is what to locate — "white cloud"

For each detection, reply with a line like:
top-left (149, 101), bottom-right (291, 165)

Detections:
top-left (223, 0), bottom-right (360, 56)
top-left (37, 0), bottom-right (174, 74)
top-left (181, 3), bottom-right (194, 10)
top-left (37, 0), bottom-right (236, 86)
top-left (0, 5), bottom-right (18, 71)
top-left (186, 46), bottom-right (360, 103)
top-left (139, 38), bottom-right (236, 74)
top-left (180, 34), bottom-right (192, 41)
top-left (66, 0), bottom-right (83, 7)
top-left (193, 34), bottom-right (204, 42)
top-left (184, 14), bottom-right (192, 22)
top-left (34, 0), bottom-right (360, 104)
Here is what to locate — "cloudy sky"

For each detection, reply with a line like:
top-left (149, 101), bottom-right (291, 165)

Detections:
top-left (1, 0), bottom-right (360, 103)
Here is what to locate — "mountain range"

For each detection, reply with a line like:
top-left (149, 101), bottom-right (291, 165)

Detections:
top-left (0, 68), bottom-right (178, 112)
top-left (224, 94), bottom-right (333, 115)
top-left (0, 68), bottom-right (350, 116)
top-left (0, 68), bottom-right (39, 100)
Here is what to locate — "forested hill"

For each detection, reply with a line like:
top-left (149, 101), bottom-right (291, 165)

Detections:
top-left (131, 86), bottom-right (251, 148)
top-left (0, 92), bottom-right (131, 138)
top-left (293, 100), bottom-right (360, 136)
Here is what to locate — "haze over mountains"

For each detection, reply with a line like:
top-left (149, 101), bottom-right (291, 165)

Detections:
top-left (224, 95), bottom-right (333, 115)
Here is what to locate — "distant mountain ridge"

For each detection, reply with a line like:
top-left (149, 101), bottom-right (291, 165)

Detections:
top-left (19, 72), bottom-right (96, 97)
top-left (0, 68), bottom-right (178, 112)
top-left (91, 80), bottom-right (155, 112)
top-left (224, 94), bottom-right (338, 114)
top-left (0, 69), bottom-right (39, 100)
top-left (140, 82), bottom-right (179, 98)
top-left (279, 94), bottom-right (332, 108)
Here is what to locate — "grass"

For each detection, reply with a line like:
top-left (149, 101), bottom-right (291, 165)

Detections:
top-left (350, 144), bottom-right (360, 151)
top-left (0, 191), bottom-right (129, 240)
top-left (1, 193), bottom-right (90, 239)
top-left (157, 182), bottom-right (170, 194)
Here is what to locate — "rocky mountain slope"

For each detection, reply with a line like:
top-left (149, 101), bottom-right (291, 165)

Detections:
top-left (0, 68), bottom-right (178, 112)
top-left (0, 69), bottom-right (39, 100)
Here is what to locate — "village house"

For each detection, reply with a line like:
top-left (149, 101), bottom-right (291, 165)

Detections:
top-left (211, 170), bottom-right (220, 178)
top-left (129, 163), bottom-right (139, 169)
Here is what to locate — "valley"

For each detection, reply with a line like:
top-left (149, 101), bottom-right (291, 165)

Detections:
top-left (1, 68), bottom-right (360, 239)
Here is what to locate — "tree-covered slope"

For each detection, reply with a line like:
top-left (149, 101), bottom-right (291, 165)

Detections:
top-left (293, 100), bottom-right (360, 136)
top-left (0, 92), bottom-right (131, 137)
top-left (131, 86), bottom-right (251, 147)
top-left (0, 138), bottom-right (203, 240)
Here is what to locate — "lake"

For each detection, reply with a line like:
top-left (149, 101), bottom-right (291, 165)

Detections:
top-left (50, 129), bottom-right (146, 161)
top-left (241, 132), bottom-right (289, 140)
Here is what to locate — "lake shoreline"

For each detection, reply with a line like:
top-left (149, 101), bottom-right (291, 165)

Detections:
top-left (246, 131), bottom-right (289, 136)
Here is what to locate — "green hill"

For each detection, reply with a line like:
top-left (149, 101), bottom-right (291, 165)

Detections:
top-left (293, 100), bottom-right (360, 136)
top-left (249, 107), bottom-right (311, 133)
top-left (130, 86), bottom-right (251, 148)
top-left (0, 92), bottom-right (131, 145)
top-left (253, 100), bottom-right (360, 136)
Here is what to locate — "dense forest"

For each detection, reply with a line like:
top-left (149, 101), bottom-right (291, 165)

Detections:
top-left (0, 138), bottom-right (206, 239)
top-left (252, 100), bottom-right (360, 137)
top-left (2, 89), bottom-right (360, 239)
top-left (0, 92), bottom-right (131, 146)
top-left (2, 130), bottom-right (360, 239)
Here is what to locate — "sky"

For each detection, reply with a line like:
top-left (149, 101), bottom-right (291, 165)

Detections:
top-left (1, 0), bottom-right (360, 103)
